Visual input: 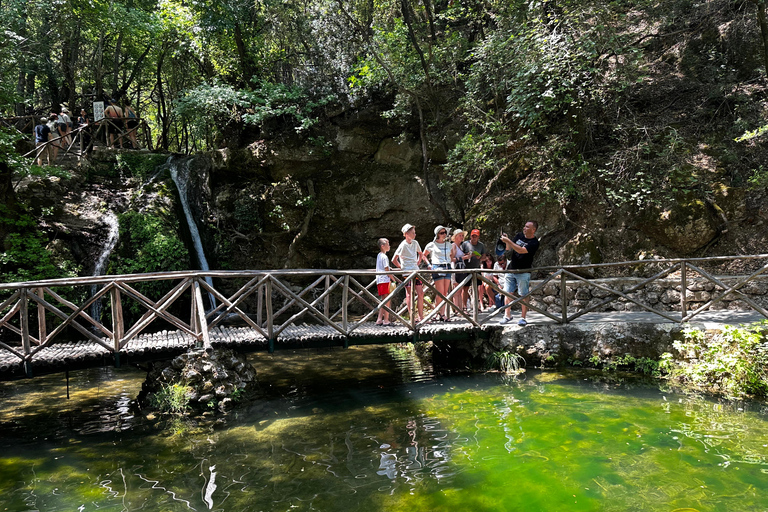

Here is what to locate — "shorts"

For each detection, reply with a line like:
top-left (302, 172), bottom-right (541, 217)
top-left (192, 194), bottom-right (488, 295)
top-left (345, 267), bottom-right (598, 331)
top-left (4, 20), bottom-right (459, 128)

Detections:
top-left (406, 278), bottom-right (423, 288)
top-left (105, 119), bottom-right (119, 135)
top-left (377, 282), bottom-right (390, 296)
top-left (432, 264), bottom-right (450, 281)
top-left (505, 272), bottom-right (531, 296)
top-left (126, 119), bottom-right (139, 130)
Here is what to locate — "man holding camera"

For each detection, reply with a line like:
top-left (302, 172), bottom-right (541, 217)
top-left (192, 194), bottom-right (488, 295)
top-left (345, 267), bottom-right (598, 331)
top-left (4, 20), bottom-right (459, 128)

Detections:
top-left (500, 221), bottom-right (539, 326)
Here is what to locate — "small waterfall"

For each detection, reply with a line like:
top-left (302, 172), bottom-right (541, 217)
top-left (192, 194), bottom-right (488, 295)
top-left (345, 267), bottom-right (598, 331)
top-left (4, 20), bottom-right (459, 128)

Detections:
top-left (90, 212), bottom-right (120, 322)
top-left (168, 156), bottom-right (217, 309)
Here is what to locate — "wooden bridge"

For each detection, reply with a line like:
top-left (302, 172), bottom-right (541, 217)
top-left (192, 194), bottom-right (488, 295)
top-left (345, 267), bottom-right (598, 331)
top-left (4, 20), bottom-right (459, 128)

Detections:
top-left (1, 254), bottom-right (767, 380)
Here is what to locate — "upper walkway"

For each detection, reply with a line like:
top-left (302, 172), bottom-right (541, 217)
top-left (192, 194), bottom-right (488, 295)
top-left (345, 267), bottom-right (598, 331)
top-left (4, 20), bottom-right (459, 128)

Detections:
top-left (0, 254), bottom-right (766, 380)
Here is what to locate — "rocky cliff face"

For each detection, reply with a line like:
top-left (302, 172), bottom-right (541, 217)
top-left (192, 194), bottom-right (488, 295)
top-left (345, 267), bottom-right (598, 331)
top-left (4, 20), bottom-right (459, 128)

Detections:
top-left (17, 108), bottom-right (768, 280)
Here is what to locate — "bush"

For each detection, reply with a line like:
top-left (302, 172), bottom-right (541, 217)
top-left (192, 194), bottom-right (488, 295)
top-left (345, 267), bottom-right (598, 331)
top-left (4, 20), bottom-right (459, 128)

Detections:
top-left (660, 322), bottom-right (768, 398)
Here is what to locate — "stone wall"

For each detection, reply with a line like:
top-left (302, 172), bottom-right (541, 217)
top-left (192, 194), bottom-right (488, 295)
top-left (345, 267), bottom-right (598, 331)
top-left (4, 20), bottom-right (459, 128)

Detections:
top-left (526, 275), bottom-right (768, 315)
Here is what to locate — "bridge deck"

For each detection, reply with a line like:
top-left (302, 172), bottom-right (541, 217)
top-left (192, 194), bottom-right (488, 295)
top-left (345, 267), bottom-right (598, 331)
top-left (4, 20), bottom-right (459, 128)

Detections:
top-left (1, 310), bottom-right (762, 381)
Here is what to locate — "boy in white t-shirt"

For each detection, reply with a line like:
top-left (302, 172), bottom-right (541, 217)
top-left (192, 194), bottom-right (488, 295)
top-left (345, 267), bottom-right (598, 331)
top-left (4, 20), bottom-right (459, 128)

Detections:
top-left (392, 223), bottom-right (428, 322)
top-left (375, 238), bottom-right (394, 325)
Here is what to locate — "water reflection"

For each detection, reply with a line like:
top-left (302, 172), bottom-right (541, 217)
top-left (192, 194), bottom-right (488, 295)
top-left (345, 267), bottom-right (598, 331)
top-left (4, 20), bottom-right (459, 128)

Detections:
top-left (0, 346), bottom-right (767, 511)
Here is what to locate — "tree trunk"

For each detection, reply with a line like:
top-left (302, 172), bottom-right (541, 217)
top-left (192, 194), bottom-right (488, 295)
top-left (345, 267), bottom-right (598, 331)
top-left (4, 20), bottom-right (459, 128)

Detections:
top-left (155, 47), bottom-right (169, 149)
top-left (754, 0), bottom-right (768, 75)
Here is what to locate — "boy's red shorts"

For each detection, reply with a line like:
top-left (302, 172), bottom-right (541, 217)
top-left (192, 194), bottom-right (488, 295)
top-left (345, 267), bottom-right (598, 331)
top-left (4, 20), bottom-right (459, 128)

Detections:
top-left (377, 283), bottom-right (390, 296)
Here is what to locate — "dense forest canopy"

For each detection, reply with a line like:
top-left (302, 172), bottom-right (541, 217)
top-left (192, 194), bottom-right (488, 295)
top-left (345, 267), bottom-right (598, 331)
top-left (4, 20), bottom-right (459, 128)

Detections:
top-left (2, 0), bottom-right (768, 279)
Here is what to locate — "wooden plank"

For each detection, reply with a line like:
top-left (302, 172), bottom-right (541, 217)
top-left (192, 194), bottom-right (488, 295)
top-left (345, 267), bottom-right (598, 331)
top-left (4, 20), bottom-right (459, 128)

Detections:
top-left (562, 270), bottom-right (681, 323)
top-left (42, 286), bottom-right (113, 337)
top-left (193, 279), bottom-right (212, 351)
top-left (563, 263), bottom-right (681, 322)
top-left (118, 279), bottom-right (194, 343)
top-left (683, 263), bottom-right (768, 321)
top-left (36, 288), bottom-right (46, 345)
top-left (198, 278), bottom-right (268, 338)
top-left (477, 272), bottom-right (564, 323)
top-left (204, 275), bottom-right (265, 322)
top-left (23, 290), bottom-right (116, 354)
top-left (266, 278), bottom-right (274, 349)
top-left (0, 300), bottom-right (22, 332)
top-left (20, 288), bottom-right (30, 357)
top-left (342, 275), bottom-right (349, 334)
top-left (680, 261), bottom-right (688, 319)
top-left (111, 287), bottom-right (124, 351)
top-left (269, 278), bottom-right (349, 338)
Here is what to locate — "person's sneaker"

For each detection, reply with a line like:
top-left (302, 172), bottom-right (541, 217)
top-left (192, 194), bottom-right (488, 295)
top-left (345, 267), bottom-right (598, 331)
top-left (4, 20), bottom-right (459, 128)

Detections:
top-left (500, 317), bottom-right (513, 324)
top-left (518, 318), bottom-right (527, 326)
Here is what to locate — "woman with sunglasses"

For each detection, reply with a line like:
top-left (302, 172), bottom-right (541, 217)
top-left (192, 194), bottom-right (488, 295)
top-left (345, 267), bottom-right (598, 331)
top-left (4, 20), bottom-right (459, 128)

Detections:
top-left (423, 226), bottom-right (452, 321)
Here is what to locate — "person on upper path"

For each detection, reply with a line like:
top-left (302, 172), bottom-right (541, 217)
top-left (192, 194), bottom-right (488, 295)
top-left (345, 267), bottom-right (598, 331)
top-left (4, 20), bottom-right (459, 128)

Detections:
top-left (392, 223), bottom-right (429, 323)
top-left (104, 99), bottom-right (123, 149)
top-left (500, 221), bottom-right (540, 326)
top-left (123, 99), bottom-right (141, 149)
top-left (33, 117), bottom-right (51, 166)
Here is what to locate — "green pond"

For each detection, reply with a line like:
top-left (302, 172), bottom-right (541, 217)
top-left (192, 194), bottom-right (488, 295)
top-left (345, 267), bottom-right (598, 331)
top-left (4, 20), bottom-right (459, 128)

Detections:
top-left (1, 345), bottom-right (767, 512)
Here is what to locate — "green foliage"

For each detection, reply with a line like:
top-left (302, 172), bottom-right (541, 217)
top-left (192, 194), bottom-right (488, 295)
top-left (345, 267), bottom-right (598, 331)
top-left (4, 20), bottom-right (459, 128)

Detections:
top-left (486, 350), bottom-right (526, 374)
top-left (110, 211), bottom-right (190, 310)
top-left (174, 80), bottom-right (334, 148)
top-left (746, 166), bottom-right (768, 191)
top-left (150, 383), bottom-right (192, 413)
top-left (660, 323), bottom-right (768, 398)
top-left (585, 353), bottom-right (661, 376)
top-left (115, 153), bottom-right (169, 181)
top-left (0, 207), bottom-right (79, 282)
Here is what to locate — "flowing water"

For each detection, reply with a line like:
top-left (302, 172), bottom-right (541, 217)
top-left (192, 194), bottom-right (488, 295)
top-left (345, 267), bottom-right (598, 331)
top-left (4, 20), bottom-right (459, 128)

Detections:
top-left (1, 346), bottom-right (767, 512)
top-left (90, 211), bottom-right (120, 322)
top-left (168, 155), bottom-right (216, 309)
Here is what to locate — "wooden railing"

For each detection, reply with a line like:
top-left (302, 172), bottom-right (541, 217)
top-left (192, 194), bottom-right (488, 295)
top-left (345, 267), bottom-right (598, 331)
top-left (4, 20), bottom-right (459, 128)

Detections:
top-left (0, 255), bottom-right (767, 374)
top-left (20, 117), bottom-right (153, 163)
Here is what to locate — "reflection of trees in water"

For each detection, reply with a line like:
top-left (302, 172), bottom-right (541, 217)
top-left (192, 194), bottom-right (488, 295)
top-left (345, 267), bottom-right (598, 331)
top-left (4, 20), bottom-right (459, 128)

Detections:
top-left (671, 397), bottom-right (768, 469)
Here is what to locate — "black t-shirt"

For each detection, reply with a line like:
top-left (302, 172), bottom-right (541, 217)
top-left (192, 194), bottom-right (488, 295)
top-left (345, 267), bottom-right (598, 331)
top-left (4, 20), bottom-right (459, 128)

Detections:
top-left (460, 240), bottom-right (485, 269)
top-left (507, 233), bottom-right (539, 270)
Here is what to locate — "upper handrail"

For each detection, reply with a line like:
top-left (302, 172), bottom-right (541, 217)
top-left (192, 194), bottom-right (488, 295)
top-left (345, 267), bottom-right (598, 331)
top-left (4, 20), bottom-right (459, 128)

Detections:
top-left (1, 253), bottom-right (767, 290)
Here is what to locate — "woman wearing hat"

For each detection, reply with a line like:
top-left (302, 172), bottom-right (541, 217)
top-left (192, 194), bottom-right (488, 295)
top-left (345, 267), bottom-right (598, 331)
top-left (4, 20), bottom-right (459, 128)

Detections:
top-left (450, 229), bottom-right (471, 316)
top-left (423, 225), bottom-right (452, 321)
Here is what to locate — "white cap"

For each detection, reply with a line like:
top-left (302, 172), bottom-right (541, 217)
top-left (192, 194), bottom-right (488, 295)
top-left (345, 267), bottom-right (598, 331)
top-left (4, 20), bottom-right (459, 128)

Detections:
top-left (401, 223), bottom-right (414, 234)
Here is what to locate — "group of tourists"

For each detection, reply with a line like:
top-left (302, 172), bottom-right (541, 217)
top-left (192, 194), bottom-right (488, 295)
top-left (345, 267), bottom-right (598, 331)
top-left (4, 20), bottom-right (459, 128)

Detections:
top-left (375, 221), bottom-right (540, 326)
top-left (32, 98), bottom-right (141, 165)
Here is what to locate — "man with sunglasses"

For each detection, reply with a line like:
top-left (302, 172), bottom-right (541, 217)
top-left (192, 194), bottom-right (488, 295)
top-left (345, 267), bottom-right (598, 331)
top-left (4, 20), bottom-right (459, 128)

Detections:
top-left (500, 221), bottom-right (539, 326)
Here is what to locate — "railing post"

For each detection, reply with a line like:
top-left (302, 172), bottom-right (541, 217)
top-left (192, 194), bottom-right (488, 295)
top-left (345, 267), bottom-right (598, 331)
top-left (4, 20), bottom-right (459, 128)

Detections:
top-left (257, 281), bottom-right (263, 327)
top-left (266, 277), bottom-right (274, 353)
top-left (192, 278), bottom-right (212, 352)
top-left (20, 288), bottom-right (32, 377)
top-left (110, 286), bottom-right (124, 354)
top-left (190, 284), bottom-right (199, 334)
top-left (36, 288), bottom-right (46, 345)
top-left (324, 275), bottom-right (330, 319)
top-left (408, 272), bottom-right (415, 327)
top-left (472, 271), bottom-right (478, 323)
top-left (342, 275), bottom-right (349, 339)
top-left (680, 260), bottom-right (687, 322)
top-left (561, 271), bottom-right (568, 324)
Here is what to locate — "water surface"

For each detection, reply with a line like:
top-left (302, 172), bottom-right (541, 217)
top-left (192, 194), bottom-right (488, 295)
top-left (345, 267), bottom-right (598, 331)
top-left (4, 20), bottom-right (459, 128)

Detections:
top-left (1, 346), bottom-right (767, 511)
